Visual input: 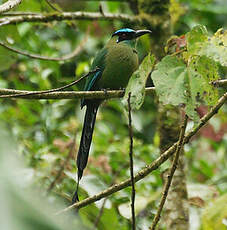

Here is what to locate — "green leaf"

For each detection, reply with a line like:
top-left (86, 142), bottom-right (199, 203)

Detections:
top-left (186, 25), bottom-right (208, 55)
top-left (122, 53), bottom-right (155, 110)
top-left (188, 56), bottom-right (219, 106)
top-left (151, 55), bottom-right (219, 121)
top-left (199, 28), bottom-right (227, 66)
top-left (186, 26), bottom-right (227, 66)
top-left (151, 55), bottom-right (187, 106)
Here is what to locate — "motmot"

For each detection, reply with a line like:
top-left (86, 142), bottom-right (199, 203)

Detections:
top-left (72, 28), bottom-right (151, 203)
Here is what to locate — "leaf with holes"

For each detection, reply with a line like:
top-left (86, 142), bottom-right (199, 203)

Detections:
top-left (151, 55), bottom-right (219, 121)
top-left (186, 25), bottom-right (208, 55)
top-left (199, 28), bottom-right (227, 66)
top-left (186, 25), bottom-right (227, 66)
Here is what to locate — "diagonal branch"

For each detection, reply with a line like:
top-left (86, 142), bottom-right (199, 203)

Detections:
top-left (0, 31), bottom-right (87, 61)
top-left (45, 0), bottom-right (62, 12)
top-left (150, 115), bottom-right (188, 230)
top-left (55, 91), bottom-right (227, 214)
top-left (0, 11), bottom-right (139, 27)
top-left (0, 0), bottom-right (22, 14)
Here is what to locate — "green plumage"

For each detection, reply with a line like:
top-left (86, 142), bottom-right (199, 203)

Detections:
top-left (73, 29), bottom-right (151, 203)
top-left (96, 37), bottom-right (138, 89)
top-left (84, 37), bottom-right (138, 92)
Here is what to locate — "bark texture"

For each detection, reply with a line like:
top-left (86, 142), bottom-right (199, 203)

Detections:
top-left (158, 105), bottom-right (189, 230)
top-left (138, 0), bottom-right (189, 228)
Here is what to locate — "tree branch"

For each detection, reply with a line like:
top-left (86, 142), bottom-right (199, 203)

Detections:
top-left (93, 198), bottom-right (107, 229)
top-left (0, 0), bottom-right (22, 14)
top-left (0, 77), bottom-right (225, 100)
top-left (128, 93), bottom-right (136, 230)
top-left (150, 115), bottom-right (188, 230)
top-left (0, 87), bottom-right (155, 99)
top-left (0, 11), bottom-right (139, 27)
top-left (211, 79), bottom-right (227, 87)
top-left (55, 91), bottom-right (227, 214)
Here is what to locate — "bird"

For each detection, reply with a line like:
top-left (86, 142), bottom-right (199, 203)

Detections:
top-left (72, 28), bottom-right (152, 203)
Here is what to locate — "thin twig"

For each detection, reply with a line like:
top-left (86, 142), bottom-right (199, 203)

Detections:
top-left (0, 0), bottom-right (22, 14)
top-left (150, 115), bottom-right (188, 230)
top-left (0, 11), bottom-right (138, 27)
top-left (92, 162), bottom-right (129, 229)
top-left (211, 79), bottom-right (227, 87)
top-left (93, 198), bottom-right (107, 229)
top-left (0, 68), bottom-right (99, 98)
top-left (0, 33), bottom-right (87, 61)
top-left (45, 0), bottom-right (62, 12)
top-left (127, 93), bottom-right (136, 230)
top-left (55, 92), bottom-right (226, 214)
top-left (47, 131), bottom-right (77, 193)
top-left (170, 48), bottom-right (187, 56)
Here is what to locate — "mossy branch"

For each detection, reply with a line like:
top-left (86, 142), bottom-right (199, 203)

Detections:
top-left (0, 87), bottom-right (155, 99)
top-left (0, 0), bottom-right (22, 14)
top-left (0, 11), bottom-right (139, 27)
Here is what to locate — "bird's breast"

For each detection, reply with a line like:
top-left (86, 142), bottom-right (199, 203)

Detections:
top-left (99, 43), bottom-right (139, 90)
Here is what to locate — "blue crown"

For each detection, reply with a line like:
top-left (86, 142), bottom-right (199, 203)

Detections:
top-left (112, 28), bottom-right (135, 36)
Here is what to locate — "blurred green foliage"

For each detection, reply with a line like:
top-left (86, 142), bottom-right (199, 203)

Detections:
top-left (0, 0), bottom-right (226, 229)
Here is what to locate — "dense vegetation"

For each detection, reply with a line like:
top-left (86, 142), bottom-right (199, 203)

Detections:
top-left (0, 0), bottom-right (226, 230)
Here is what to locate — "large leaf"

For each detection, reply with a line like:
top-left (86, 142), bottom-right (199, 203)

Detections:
top-left (122, 53), bottom-right (155, 110)
top-left (151, 55), bottom-right (219, 121)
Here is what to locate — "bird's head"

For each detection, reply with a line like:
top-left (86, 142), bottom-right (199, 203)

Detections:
top-left (112, 28), bottom-right (152, 43)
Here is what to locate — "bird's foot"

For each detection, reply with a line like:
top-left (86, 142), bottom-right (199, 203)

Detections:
top-left (101, 88), bottom-right (109, 97)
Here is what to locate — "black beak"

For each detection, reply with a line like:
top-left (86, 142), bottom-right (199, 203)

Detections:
top-left (135, 29), bottom-right (152, 38)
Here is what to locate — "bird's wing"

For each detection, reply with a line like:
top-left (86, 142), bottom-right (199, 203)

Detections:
top-left (84, 47), bottom-right (107, 92)
top-left (81, 47), bottom-right (107, 108)
top-left (84, 69), bottom-right (102, 92)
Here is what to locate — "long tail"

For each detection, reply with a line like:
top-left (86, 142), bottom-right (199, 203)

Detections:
top-left (72, 102), bottom-right (99, 203)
